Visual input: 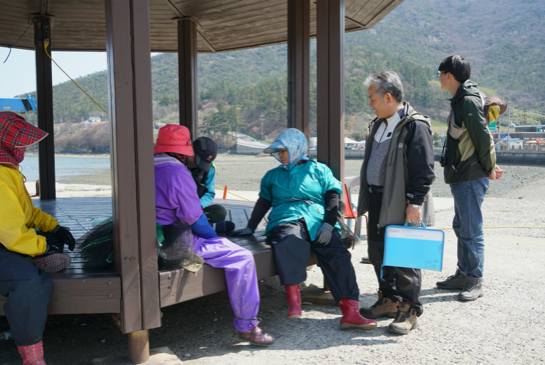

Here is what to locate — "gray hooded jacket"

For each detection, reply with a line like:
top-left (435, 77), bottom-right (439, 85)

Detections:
top-left (357, 104), bottom-right (436, 227)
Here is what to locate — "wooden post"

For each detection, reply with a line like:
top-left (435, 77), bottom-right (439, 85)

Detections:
top-left (34, 16), bottom-right (56, 200)
top-left (178, 17), bottom-right (199, 139)
top-left (316, 0), bottom-right (345, 185)
top-left (105, 1), bottom-right (160, 363)
top-left (287, 0), bottom-right (310, 142)
top-left (128, 330), bottom-right (150, 364)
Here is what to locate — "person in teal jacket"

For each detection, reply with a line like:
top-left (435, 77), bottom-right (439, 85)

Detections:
top-left (232, 128), bottom-right (376, 331)
top-left (186, 137), bottom-right (234, 233)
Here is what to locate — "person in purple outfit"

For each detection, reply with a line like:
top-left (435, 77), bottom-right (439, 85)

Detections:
top-left (153, 124), bottom-right (273, 345)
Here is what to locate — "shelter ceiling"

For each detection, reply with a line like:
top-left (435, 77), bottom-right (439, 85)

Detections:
top-left (0, 0), bottom-right (402, 53)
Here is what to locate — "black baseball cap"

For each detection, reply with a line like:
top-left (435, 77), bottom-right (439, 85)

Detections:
top-left (193, 137), bottom-right (218, 172)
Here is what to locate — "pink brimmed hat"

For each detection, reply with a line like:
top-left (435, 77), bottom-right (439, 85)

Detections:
top-left (154, 124), bottom-right (194, 156)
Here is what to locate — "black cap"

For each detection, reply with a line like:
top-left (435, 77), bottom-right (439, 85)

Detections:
top-left (193, 137), bottom-right (218, 172)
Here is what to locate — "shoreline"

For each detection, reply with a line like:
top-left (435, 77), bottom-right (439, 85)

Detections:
top-left (26, 153), bottom-right (110, 159)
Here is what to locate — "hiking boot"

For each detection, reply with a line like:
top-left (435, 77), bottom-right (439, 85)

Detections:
top-left (436, 268), bottom-right (466, 290)
top-left (338, 299), bottom-right (377, 330)
top-left (359, 291), bottom-right (398, 319)
top-left (389, 302), bottom-right (418, 335)
top-left (33, 253), bottom-right (71, 273)
top-left (458, 276), bottom-right (484, 302)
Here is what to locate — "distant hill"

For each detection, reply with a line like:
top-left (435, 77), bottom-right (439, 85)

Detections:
top-left (346, 0), bottom-right (545, 108)
top-left (18, 0), bottom-right (545, 153)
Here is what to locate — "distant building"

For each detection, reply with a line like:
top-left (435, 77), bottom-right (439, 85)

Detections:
top-left (228, 132), bottom-right (269, 154)
top-left (498, 138), bottom-right (524, 150)
top-left (524, 138), bottom-right (545, 151)
top-left (515, 125), bottom-right (543, 133)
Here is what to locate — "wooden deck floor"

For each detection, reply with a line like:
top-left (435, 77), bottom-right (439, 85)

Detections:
top-left (1, 197), bottom-right (285, 315)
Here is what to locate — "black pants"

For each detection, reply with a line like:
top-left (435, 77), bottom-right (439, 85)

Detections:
top-left (367, 191), bottom-right (423, 315)
top-left (268, 220), bottom-right (359, 302)
top-left (0, 245), bottom-right (52, 346)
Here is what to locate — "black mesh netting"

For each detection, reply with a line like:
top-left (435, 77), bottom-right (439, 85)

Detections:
top-left (77, 218), bottom-right (203, 272)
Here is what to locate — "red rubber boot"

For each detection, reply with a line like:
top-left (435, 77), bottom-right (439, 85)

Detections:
top-left (285, 285), bottom-right (302, 318)
top-left (17, 341), bottom-right (47, 365)
top-left (339, 298), bottom-right (377, 330)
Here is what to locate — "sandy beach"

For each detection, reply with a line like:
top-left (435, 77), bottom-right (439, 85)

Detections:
top-left (43, 153), bottom-right (545, 201)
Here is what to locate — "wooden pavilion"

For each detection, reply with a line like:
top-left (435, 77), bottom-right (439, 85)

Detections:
top-left (0, 0), bottom-right (402, 363)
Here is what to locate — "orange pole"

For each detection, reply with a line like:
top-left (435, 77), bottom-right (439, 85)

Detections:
top-left (223, 185), bottom-right (227, 199)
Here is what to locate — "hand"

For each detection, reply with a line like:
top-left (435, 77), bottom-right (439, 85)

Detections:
top-left (37, 231), bottom-right (64, 253)
top-left (489, 165), bottom-right (505, 181)
top-left (405, 205), bottom-right (422, 223)
top-left (315, 223), bottom-right (333, 245)
top-left (231, 227), bottom-right (254, 237)
top-left (53, 225), bottom-right (76, 251)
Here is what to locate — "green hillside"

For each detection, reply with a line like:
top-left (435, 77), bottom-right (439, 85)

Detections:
top-left (18, 0), bottom-right (544, 153)
top-left (346, 0), bottom-right (545, 107)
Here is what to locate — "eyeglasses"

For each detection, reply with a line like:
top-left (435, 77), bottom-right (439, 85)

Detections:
top-left (437, 71), bottom-right (446, 78)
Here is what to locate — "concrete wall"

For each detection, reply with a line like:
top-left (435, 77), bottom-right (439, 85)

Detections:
top-left (309, 149), bottom-right (365, 159)
top-left (433, 150), bottom-right (545, 165)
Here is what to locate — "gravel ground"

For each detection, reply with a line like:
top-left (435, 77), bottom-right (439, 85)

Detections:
top-left (2, 155), bottom-right (544, 364)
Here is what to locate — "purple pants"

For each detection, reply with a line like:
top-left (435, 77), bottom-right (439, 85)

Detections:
top-left (194, 237), bottom-right (260, 332)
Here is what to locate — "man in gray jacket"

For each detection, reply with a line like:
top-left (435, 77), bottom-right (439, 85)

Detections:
top-left (357, 71), bottom-right (435, 334)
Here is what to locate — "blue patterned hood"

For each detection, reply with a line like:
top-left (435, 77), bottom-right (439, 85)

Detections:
top-left (264, 128), bottom-right (309, 170)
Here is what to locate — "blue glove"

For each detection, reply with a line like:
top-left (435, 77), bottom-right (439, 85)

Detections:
top-left (231, 227), bottom-right (254, 237)
top-left (191, 213), bottom-right (217, 239)
top-left (315, 223), bottom-right (333, 245)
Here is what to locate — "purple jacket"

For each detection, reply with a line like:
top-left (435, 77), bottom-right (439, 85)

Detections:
top-left (154, 153), bottom-right (202, 227)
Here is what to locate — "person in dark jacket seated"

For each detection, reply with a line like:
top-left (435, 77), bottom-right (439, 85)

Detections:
top-left (185, 136), bottom-right (234, 233)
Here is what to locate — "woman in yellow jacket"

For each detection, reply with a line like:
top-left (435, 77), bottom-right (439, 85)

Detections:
top-left (0, 112), bottom-right (75, 365)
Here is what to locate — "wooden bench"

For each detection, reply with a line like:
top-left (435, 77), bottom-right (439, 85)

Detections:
top-left (1, 197), bottom-right (315, 316)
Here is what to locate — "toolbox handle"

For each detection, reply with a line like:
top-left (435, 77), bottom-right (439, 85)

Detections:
top-left (403, 221), bottom-right (427, 229)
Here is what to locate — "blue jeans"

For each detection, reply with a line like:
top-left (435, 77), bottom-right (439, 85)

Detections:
top-left (450, 178), bottom-right (489, 278)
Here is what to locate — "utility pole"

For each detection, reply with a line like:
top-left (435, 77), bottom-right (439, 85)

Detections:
top-left (260, 113), bottom-right (265, 141)
top-left (507, 97), bottom-right (511, 151)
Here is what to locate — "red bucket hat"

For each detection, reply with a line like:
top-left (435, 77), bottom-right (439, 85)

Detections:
top-left (154, 124), bottom-right (194, 156)
top-left (0, 112), bottom-right (48, 167)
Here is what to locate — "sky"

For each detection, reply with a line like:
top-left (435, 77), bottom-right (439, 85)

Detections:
top-left (0, 47), bottom-right (108, 98)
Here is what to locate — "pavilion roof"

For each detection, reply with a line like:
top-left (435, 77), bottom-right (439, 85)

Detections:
top-left (0, 0), bottom-right (403, 53)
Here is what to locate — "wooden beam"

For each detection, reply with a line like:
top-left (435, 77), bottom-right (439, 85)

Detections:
top-left (287, 0), bottom-right (310, 141)
top-left (163, 0), bottom-right (217, 52)
top-left (34, 16), bottom-right (56, 200)
top-left (316, 0), bottom-right (345, 184)
top-left (178, 17), bottom-right (199, 138)
top-left (105, 0), bottom-right (161, 338)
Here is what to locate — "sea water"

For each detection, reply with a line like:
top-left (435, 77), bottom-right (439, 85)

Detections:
top-left (18, 156), bottom-right (110, 183)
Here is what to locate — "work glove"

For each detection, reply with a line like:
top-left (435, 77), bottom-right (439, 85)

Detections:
top-left (315, 223), bottom-right (334, 245)
top-left (52, 225), bottom-right (76, 251)
top-left (37, 231), bottom-right (65, 254)
top-left (231, 227), bottom-right (254, 237)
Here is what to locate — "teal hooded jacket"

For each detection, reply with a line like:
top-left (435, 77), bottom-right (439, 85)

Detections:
top-left (259, 128), bottom-right (342, 240)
